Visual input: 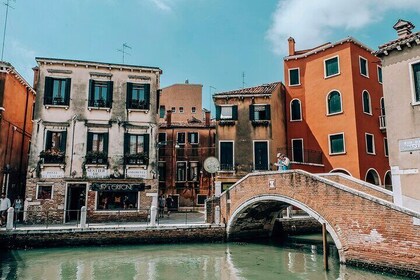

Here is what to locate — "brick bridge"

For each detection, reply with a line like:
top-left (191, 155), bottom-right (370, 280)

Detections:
top-left (207, 170), bottom-right (420, 276)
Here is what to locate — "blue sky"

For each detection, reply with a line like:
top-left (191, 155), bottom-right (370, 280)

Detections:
top-left (1, 0), bottom-right (420, 112)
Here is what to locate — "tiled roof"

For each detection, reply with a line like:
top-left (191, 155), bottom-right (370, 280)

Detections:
top-left (376, 31), bottom-right (420, 56)
top-left (213, 82), bottom-right (281, 97)
top-left (159, 121), bottom-right (216, 128)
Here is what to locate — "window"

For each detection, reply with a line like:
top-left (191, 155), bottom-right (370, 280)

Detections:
top-left (411, 62), bottom-right (420, 103)
top-left (289, 68), bottom-right (300, 86)
top-left (42, 131), bottom-right (67, 164)
top-left (324, 56), bottom-right (340, 78)
top-left (159, 106), bottom-right (166, 118)
top-left (365, 133), bottom-right (375, 155)
top-left (362, 90), bottom-right (372, 114)
top-left (384, 138), bottom-right (388, 157)
top-left (86, 132), bottom-right (109, 164)
top-left (179, 107), bottom-right (184, 113)
top-left (216, 105), bottom-right (238, 120)
top-left (327, 90), bottom-right (342, 115)
top-left (359, 56), bottom-right (369, 77)
top-left (97, 191), bottom-right (138, 210)
top-left (329, 133), bottom-right (345, 155)
top-left (44, 77), bottom-right (71, 106)
top-left (37, 185), bottom-right (53, 199)
top-left (171, 107), bottom-right (176, 113)
top-left (377, 66), bottom-right (383, 84)
top-left (292, 139), bottom-right (304, 162)
top-left (176, 161), bottom-right (187, 182)
top-left (254, 141), bottom-right (269, 171)
top-left (177, 132), bottom-right (186, 145)
top-left (126, 83), bottom-right (150, 110)
top-left (124, 134), bottom-right (149, 165)
top-left (380, 97), bottom-right (385, 116)
top-left (158, 133), bottom-right (167, 145)
top-left (192, 107), bottom-right (196, 113)
top-left (250, 104), bottom-right (271, 121)
top-left (188, 132), bottom-right (199, 144)
top-left (158, 162), bottom-right (166, 181)
top-left (197, 194), bottom-right (207, 205)
top-left (290, 99), bottom-right (302, 121)
top-left (219, 141), bottom-right (234, 171)
top-left (88, 80), bottom-right (113, 108)
top-left (189, 162), bottom-right (199, 181)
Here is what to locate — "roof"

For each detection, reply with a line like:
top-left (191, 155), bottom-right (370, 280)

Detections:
top-left (376, 31), bottom-right (420, 56)
top-left (284, 37), bottom-right (374, 61)
top-left (0, 61), bottom-right (36, 95)
top-left (36, 57), bottom-right (162, 73)
top-left (213, 82), bottom-right (281, 98)
top-left (159, 121), bottom-right (216, 128)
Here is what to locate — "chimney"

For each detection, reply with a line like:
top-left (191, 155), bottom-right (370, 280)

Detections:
top-left (288, 37), bottom-right (295, 56)
top-left (393, 19), bottom-right (415, 38)
top-left (166, 110), bottom-right (172, 127)
top-left (32, 66), bottom-right (39, 90)
top-left (205, 111), bottom-right (210, 127)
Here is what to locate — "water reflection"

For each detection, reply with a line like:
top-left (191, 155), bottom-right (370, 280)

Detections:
top-left (0, 242), bottom-right (408, 280)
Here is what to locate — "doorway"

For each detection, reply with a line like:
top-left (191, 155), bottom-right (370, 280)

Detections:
top-left (66, 184), bottom-right (87, 222)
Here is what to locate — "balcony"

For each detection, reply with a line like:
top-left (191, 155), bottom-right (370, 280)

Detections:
top-left (129, 100), bottom-right (149, 110)
top-left (40, 150), bottom-right (65, 164)
top-left (85, 151), bottom-right (108, 164)
top-left (219, 163), bottom-right (234, 171)
top-left (124, 153), bottom-right (149, 165)
top-left (379, 115), bottom-right (386, 131)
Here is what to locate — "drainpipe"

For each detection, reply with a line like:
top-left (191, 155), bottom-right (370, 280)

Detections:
top-left (18, 87), bottom-right (30, 195)
top-left (69, 115), bottom-right (77, 176)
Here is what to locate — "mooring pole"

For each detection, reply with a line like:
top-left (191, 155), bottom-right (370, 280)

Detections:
top-left (322, 223), bottom-right (329, 270)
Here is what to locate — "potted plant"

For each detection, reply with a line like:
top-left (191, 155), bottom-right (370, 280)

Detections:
top-left (39, 149), bottom-right (65, 163)
top-left (86, 151), bottom-right (108, 164)
top-left (125, 152), bottom-right (148, 165)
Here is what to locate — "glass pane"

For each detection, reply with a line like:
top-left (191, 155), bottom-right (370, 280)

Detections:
top-left (291, 100), bottom-right (301, 120)
top-left (330, 134), bottom-right (344, 154)
top-left (378, 67), bottom-right (382, 83)
top-left (220, 142), bottom-right (233, 170)
top-left (130, 135), bottom-right (137, 154)
top-left (413, 63), bottom-right (420, 102)
top-left (328, 91), bottom-right (341, 114)
top-left (363, 91), bottom-right (370, 113)
top-left (51, 132), bottom-right (62, 151)
top-left (220, 106), bottom-right (233, 119)
top-left (366, 135), bottom-right (374, 153)
top-left (97, 191), bottom-right (138, 210)
top-left (326, 57), bottom-right (339, 76)
top-left (137, 136), bottom-right (144, 153)
top-left (360, 58), bottom-right (367, 75)
top-left (159, 106), bottom-right (165, 118)
top-left (290, 69), bottom-right (300, 85)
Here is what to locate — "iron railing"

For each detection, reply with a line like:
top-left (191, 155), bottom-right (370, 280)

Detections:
top-left (277, 148), bottom-right (323, 165)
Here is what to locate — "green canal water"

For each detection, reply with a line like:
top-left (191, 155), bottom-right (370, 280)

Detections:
top-left (0, 236), bottom-right (409, 280)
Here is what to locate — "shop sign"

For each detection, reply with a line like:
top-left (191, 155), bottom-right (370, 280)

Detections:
top-left (90, 182), bottom-right (149, 192)
top-left (399, 138), bottom-right (420, 152)
top-left (86, 167), bottom-right (108, 179)
top-left (126, 169), bottom-right (148, 179)
top-left (41, 169), bottom-right (64, 179)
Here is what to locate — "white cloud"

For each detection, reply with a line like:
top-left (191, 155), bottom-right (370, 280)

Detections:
top-left (267, 0), bottom-right (420, 55)
top-left (151, 0), bottom-right (172, 12)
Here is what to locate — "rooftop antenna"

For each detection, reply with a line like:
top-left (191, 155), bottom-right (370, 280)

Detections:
top-left (117, 43), bottom-right (131, 64)
top-left (1, 0), bottom-right (15, 61)
top-left (242, 72), bottom-right (246, 88)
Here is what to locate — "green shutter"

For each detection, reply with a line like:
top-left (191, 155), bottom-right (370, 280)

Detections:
top-left (124, 133), bottom-right (130, 155)
top-left (249, 105), bottom-right (255, 121)
top-left (44, 77), bottom-right (53, 105)
top-left (107, 81), bottom-right (114, 108)
top-left (326, 58), bottom-right (339, 76)
top-left (144, 84), bottom-right (150, 109)
top-left (215, 106), bottom-right (221, 120)
top-left (265, 105), bottom-right (271, 120)
top-left (60, 131), bottom-right (67, 153)
top-left (64, 78), bottom-right (71, 105)
top-left (156, 89), bottom-right (161, 114)
top-left (45, 131), bottom-right (53, 150)
top-left (88, 80), bottom-right (94, 107)
top-left (143, 134), bottom-right (149, 156)
top-left (87, 132), bottom-right (93, 152)
top-left (103, 133), bottom-right (109, 154)
top-left (232, 105), bottom-right (238, 120)
top-left (126, 82), bottom-right (133, 109)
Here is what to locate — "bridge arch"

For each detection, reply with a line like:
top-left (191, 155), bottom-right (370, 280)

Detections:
top-left (226, 194), bottom-right (345, 263)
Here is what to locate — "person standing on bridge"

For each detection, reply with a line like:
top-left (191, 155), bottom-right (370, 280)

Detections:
top-left (275, 153), bottom-right (290, 171)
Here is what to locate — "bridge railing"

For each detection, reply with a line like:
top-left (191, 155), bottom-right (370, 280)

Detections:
top-left (277, 148), bottom-right (323, 165)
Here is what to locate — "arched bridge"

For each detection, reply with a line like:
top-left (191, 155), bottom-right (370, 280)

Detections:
top-left (208, 170), bottom-right (420, 276)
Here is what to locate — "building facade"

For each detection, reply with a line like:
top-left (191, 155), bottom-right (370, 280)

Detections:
top-left (26, 58), bottom-right (162, 223)
top-left (213, 82), bottom-right (287, 190)
top-left (284, 37), bottom-right (390, 186)
top-left (0, 62), bottom-right (35, 200)
top-left (376, 19), bottom-right (420, 212)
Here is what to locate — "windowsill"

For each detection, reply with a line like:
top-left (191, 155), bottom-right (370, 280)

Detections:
top-left (291, 161), bottom-right (324, 167)
top-left (326, 111), bottom-right (343, 117)
top-left (324, 73), bottom-right (340, 79)
top-left (219, 120), bottom-right (236, 126)
top-left (44, 104), bottom-right (69, 110)
top-left (411, 101), bottom-right (420, 106)
top-left (290, 119), bottom-right (302, 122)
top-left (88, 107), bottom-right (111, 112)
top-left (85, 164), bottom-right (108, 168)
top-left (218, 170), bottom-right (235, 173)
top-left (329, 152), bottom-right (346, 156)
top-left (363, 112), bottom-right (373, 116)
top-left (127, 108), bottom-right (149, 113)
top-left (251, 120), bottom-right (270, 126)
top-left (289, 83), bottom-right (301, 87)
top-left (366, 152), bottom-right (376, 156)
top-left (125, 164), bottom-right (147, 168)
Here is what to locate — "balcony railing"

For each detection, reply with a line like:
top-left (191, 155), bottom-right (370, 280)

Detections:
top-left (379, 115), bottom-right (386, 130)
top-left (85, 152), bottom-right (108, 164)
top-left (44, 96), bottom-right (69, 106)
top-left (128, 100), bottom-right (149, 110)
top-left (40, 150), bottom-right (65, 164)
top-left (219, 163), bottom-right (234, 171)
top-left (124, 153), bottom-right (149, 165)
top-left (277, 148), bottom-right (323, 165)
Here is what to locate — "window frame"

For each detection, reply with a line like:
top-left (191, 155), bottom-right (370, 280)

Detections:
top-left (126, 83), bottom-right (150, 110)
top-left (43, 77), bottom-right (71, 107)
top-left (326, 90), bottom-right (343, 116)
top-left (176, 161), bottom-right (187, 182)
top-left (324, 55), bottom-right (340, 78)
top-left (95, 191), bottom-right (139, 211)
top-left (219, 140), bottom-right (235, 171)
top-left (384, 137), bottom-right (389, 157)
top-left (328, 132), bottom-right (346, 155)
top-left (365, 133), bottom-right (376, 155)
top-left (250, 104), bottom-right (271, 121)
top-left (191, 107), bottom-right (196, 113)
top-left (288, 67), bottom-right (301, 86)
top-left (179, 107), bottom-right (184, 113)
top-left (362, 90), bottom-right (372, 115)
top-left (359, 56), bottom-right (369, 78)
top-left (189, 161), bottom-right (199, 181)
top-left (220, 105), bottom-right (233, 120)
top-left (188, 132), bottom-right (199, 145)
top-left (88, 79), bottom-right (113, 109)
top-left (291, 138), bottom-right (304, 162)
top-left (409, 60), bottom-right (420, 105)
top-left (36, 184), bottom-right (54, 200)
top-left (253, 140), bottom-right (269, 171)
top-left (171, 107), bottom-right (176, 113)
top-left (177, 132), bottom-right (186, 145)
top-left (158, 132), bottom-right (167, 145)
top-left (377, 65), bottom-right (383, 84)
top-left (159, 106), bottom-right (166, 118)
top-left (290, 98), bottom-right (302, 121)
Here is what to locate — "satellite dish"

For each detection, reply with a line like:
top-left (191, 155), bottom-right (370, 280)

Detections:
top-left (204, 157), bottom-right (220, 174)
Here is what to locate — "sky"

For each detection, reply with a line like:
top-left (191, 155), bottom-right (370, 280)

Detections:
top-left (1, 0), bottom-right (420, 113)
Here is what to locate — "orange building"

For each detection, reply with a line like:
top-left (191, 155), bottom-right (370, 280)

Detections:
top-left (0, 62), bottom-right (36, 199)
top-left (284, 37), bottom-right (390, 187)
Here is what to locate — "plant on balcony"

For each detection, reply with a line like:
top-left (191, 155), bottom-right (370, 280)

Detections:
top-left (85, 151), bottom-right (108, 164)
top-left (39, 149), bottom-right (65, 163)
top-left (125, 152), bottom-right (149, 165)
top-left (251, 120), bottom-right (270, 127)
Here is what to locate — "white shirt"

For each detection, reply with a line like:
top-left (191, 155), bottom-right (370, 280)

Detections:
top-left (0, 197), bottom-right (11, 211)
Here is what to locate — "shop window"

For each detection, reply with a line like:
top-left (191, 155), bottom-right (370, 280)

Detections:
top-left (126, 83), bottom-right (150, 110)
top-left (159, 105), bottom-right (166, 118)
top-left (37, 185), bottom-right (53, 200)
top-left (97, 192), bottom-right (138, 210)
top-left (44, 77), bottom-right (71, 106)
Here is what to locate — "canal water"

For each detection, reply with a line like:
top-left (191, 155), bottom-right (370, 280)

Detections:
top-left (0, 237), bottom-right (409, 280)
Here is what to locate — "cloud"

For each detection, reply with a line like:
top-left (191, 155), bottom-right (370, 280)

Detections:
top-left (267, 0), bottom-right (420, 56)
top-left (7, 40), bottom-right (37, 84)
top-left (151, 0), bottom-right (172, 12)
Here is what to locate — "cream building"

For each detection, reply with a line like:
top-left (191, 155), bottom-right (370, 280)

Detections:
top-left (26, 58), bottom-right (162, 223)
top-left (376, 20), bottom-right (420, 213)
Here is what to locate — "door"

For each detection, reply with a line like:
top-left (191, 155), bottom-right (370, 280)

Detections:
top-left (66, 184), bottom-right (86, 222)
top-left (254, 141), bottom-right (268, 171)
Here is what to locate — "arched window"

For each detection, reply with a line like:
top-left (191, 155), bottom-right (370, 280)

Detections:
top-left (290, 99), bottom-right (302, 121)
top-left (327, 90), bottom-right (342, 115)
top-left (384, 171), bottom-right (392, 191)
top-left (362, 90), bottom-right (372, 114)
top-left (380, 97), bottom-right (385, 116)
top-left (365, 169), bottom-right (380, 185)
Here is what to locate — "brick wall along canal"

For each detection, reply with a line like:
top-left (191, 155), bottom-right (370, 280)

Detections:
top-left (0, 238), bottom-right (411, 279)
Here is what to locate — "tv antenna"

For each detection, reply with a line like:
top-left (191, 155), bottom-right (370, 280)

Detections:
top-left (242, 72), bottom-right (246, 89)
top-left (209, 86), bottom-right (216, 117)
top-left (1, 0), bottom-right (15, 61)
top-left (117, 43), bottom-right (131, 64)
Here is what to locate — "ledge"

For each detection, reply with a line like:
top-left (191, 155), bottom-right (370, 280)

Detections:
top-left (88, 107), bottom-right (111, 112)
top-left (44, 104), bottom-right (69, 110)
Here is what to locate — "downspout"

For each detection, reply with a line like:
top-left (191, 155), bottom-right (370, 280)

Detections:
top-left (69, 115), bottom-right (77, 176)
top-left (18, 87), bottom-right (30, 194)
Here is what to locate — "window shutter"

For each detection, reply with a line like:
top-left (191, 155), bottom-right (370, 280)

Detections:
top-left (88, 80), bottom-right (94, 107)
top-left (232, 105), bottom-right (238, 120)
top-left (60, 131), bottom-right (67, 153)
top-left (156, 89), bottom-right (161, 114)
top-left (188, 132), bottom-right (192, 143)
top-left (143, 134), bottom-right (150, 156)
top-left (45, 131), bottom-right (53, 150)
top-left (124, 133), bottom-right (130, 155)
top-left (44, 77), bottom-right (53, 104)
top-left (215, 106), bottom-right (221, 121)
top-left (107, 81), bottom-right (114, 108)
top-left (126, 82), bottom-right (133, 109)
top-left (103, 133), bottom-right (109, 154)
top-left (413, 63), bottom-right (420, 102)
top-left (265, 105), bottom-right (271, 120)
top-left (87, 132), bottom-right (93, 152)
top-left (64, 78), bottom-right (71, 105)
top-left (249, 105), bottom-right (255, 121)
top-left (145, 84), bottom-right (151, 109)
